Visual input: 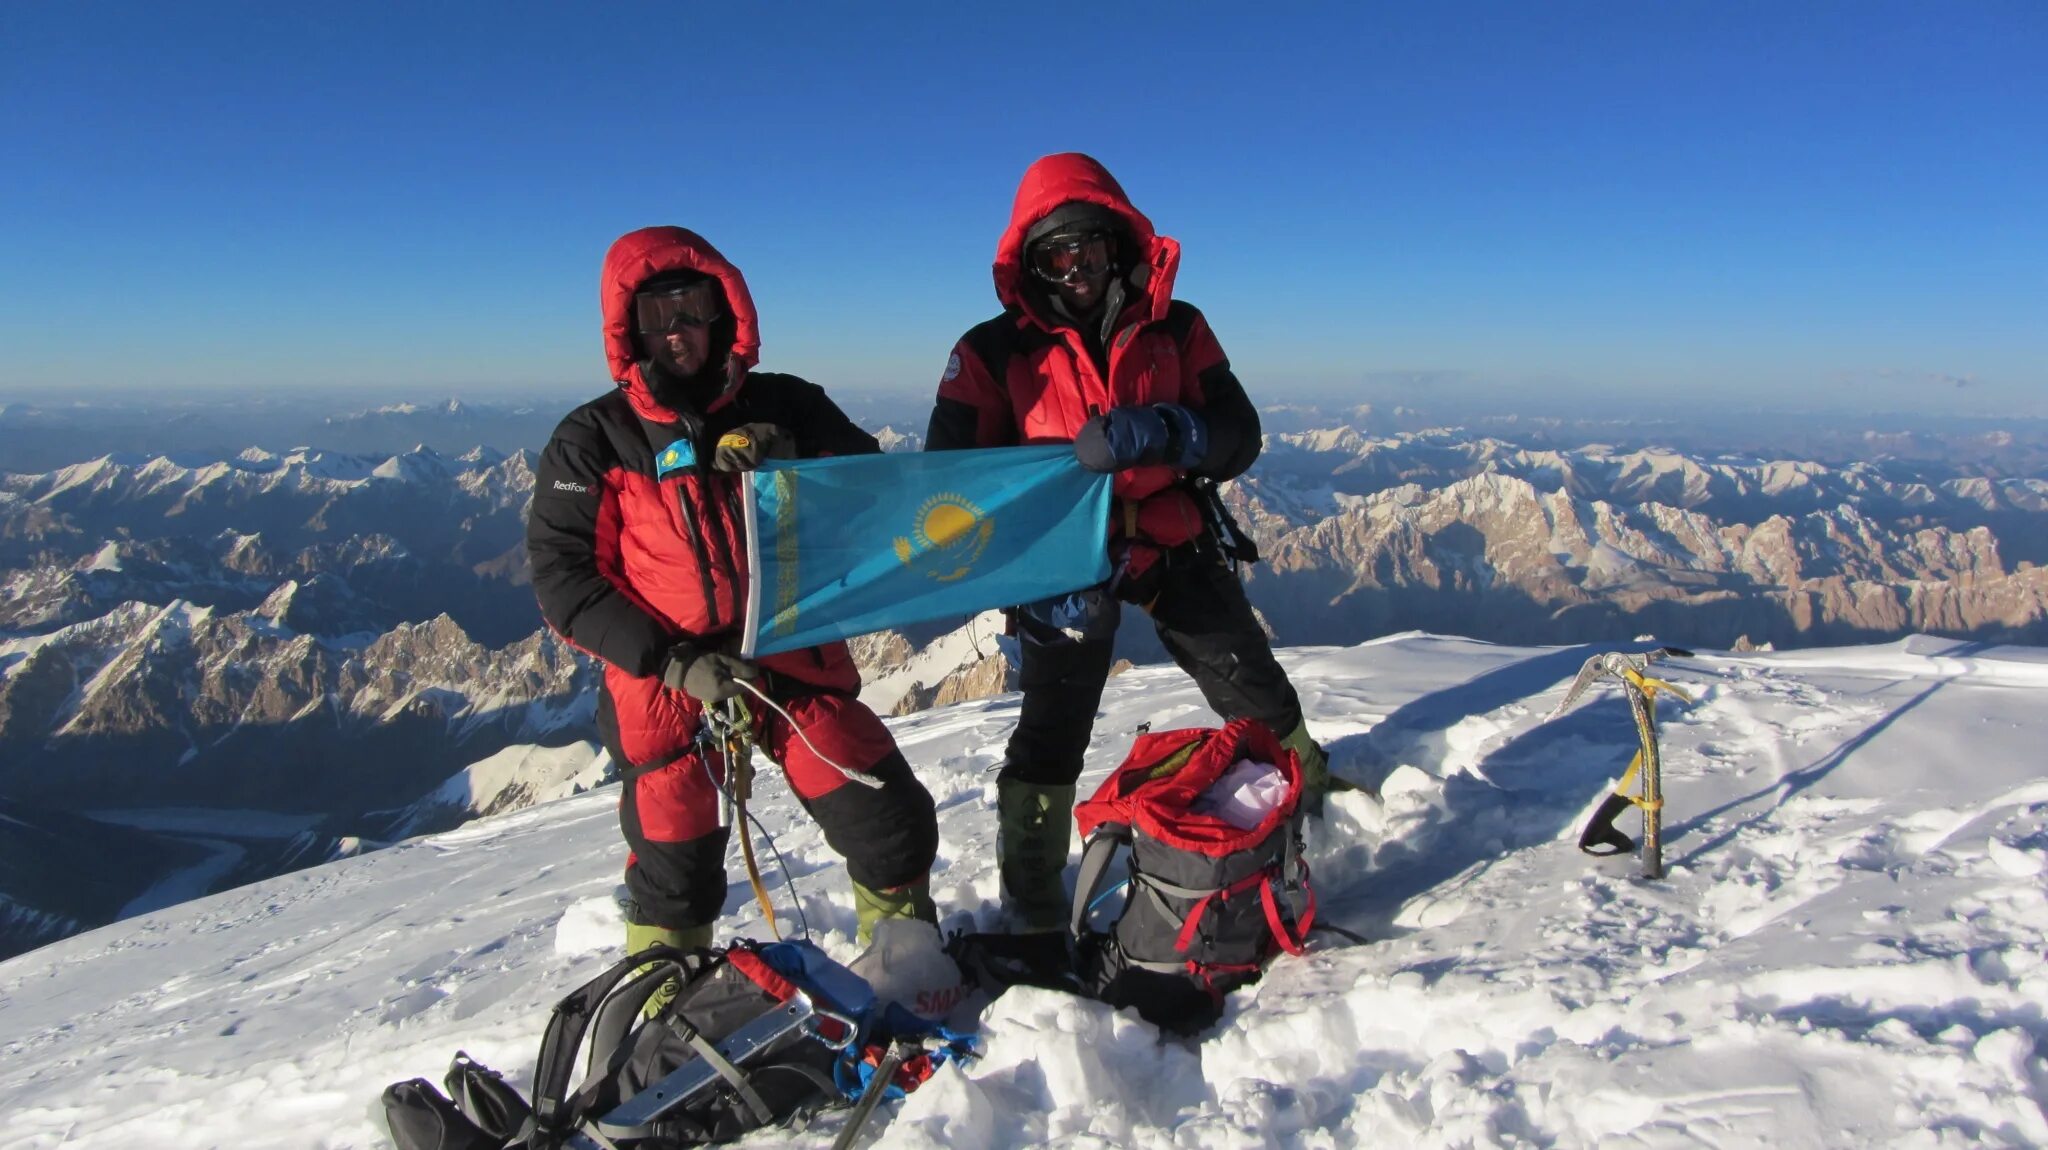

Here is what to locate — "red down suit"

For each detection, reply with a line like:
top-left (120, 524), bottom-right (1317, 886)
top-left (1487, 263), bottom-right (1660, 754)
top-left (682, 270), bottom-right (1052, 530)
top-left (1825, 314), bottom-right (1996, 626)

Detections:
top-left (925, 151), bottom-right (1265, 538)
top-left (527, 226), bottom-right (936, 929)
top-left (925, 154), bottom-right (1303, 789)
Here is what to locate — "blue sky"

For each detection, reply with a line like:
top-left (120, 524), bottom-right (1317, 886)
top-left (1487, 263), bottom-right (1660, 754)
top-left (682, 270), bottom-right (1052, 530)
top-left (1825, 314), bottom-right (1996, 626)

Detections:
top-left (3, 2), bottom-right (2043, 416)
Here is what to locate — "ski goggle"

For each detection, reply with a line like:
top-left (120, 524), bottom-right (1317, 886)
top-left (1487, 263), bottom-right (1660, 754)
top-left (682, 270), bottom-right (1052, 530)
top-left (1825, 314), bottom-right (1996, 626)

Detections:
top-left (1027, 231), bottom-right (1115, 285)
top-left (633, 280), bottom-right (725, 333)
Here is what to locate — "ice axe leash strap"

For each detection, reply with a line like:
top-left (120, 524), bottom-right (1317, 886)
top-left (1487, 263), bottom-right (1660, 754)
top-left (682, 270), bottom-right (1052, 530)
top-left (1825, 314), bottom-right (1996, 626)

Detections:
top-left (1576, 669), bottom-right (1693, 868)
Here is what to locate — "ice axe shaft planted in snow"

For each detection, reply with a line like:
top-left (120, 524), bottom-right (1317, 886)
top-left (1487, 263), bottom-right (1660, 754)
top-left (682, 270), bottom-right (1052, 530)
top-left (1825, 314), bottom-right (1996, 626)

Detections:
top-left (830, 1038), bottom-right (917, 1150)
top-left (1548, 648), bottom-right (1695, 880)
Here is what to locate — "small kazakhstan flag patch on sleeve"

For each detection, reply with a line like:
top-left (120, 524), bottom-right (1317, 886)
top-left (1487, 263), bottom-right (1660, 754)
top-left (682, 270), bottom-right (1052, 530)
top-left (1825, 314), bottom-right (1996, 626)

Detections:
top-left (656, 440), bottom-right (697, 477)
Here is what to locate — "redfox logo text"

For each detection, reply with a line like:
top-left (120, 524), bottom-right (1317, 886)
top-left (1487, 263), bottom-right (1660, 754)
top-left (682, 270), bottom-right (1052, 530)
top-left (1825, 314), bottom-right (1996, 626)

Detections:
top-left (552, 479), bottom-right (590, 494)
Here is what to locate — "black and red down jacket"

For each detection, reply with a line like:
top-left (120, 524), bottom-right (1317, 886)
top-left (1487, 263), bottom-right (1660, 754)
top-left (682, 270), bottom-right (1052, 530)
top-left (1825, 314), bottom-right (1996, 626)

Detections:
top-left (527, 227), bottom-right (880, 771)
top-left (926, 152), bottom-right (1262, 549)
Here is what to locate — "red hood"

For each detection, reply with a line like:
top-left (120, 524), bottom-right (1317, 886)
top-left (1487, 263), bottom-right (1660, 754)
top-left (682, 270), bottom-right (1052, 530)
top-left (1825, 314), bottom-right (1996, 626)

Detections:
top-left (601, 226), bottom-right (761, 422)
top-left (994, 152), bottom-right (1180, 330)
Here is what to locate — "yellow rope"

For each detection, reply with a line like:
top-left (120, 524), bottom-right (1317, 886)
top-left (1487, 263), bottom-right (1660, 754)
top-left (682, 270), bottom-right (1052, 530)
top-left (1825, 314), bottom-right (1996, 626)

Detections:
top-left (719, 699), bottom-right (781, 941)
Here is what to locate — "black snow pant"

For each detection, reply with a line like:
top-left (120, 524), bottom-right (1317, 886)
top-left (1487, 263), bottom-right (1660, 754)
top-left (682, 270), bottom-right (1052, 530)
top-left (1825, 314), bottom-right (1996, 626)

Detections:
top-left (1000, 546), bottom-right (1304, 787)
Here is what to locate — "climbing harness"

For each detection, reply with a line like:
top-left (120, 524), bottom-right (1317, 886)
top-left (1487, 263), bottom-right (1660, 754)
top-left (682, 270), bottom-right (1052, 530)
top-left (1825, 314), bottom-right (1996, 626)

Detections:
top-left (697, 681), bottom-right (888, 941)
top-left (700, 695), bottom-right (782, 939)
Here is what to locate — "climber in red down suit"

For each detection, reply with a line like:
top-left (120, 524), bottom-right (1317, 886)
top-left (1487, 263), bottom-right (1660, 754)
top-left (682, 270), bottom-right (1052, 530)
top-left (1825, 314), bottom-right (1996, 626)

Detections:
top-left (925, 153), bottom-right (1332, 932)
top-left (527, 226), bottom-right (938, 957)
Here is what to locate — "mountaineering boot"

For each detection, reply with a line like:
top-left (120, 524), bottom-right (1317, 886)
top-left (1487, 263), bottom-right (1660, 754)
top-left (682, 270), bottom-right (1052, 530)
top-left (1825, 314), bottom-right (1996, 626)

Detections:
top-left (1280, 717), bottom-right (1333, 816)
top-left (851, 876), bottom-right (938, 945)
top-left (625, 919), bottom-right (714, 1019)
top-left (997, 780), bottom-right (1076, 932)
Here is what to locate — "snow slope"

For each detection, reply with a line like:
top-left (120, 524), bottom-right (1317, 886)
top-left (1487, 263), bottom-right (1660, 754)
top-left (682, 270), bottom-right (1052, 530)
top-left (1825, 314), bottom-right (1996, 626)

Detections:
top-left (3, 635), bottom-right (2046, 1148)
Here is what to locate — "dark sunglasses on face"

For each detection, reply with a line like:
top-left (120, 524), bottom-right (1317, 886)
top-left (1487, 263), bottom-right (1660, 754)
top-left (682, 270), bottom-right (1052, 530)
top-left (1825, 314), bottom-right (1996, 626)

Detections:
top-left (634, 280), bottom-right (725, 333)
top-left (1028, 231), bottom-right (1116, 286)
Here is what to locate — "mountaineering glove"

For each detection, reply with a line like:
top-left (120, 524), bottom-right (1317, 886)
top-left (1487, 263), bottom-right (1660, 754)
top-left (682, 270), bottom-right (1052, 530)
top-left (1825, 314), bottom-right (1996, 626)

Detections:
top-left (711, 422), bottom-right (796, 472)
top-left (1072, 403), bottom-right (1209, 473)
top-left (659, 642), bottom-right (762, 702)
top-left (1018, 585), bottom-right (1119, 645)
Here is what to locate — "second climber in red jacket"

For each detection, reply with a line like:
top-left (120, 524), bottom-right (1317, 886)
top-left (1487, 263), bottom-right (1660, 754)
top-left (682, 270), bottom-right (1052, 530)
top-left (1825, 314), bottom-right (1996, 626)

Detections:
top-left (925, 153), bottom-right (1331, 932)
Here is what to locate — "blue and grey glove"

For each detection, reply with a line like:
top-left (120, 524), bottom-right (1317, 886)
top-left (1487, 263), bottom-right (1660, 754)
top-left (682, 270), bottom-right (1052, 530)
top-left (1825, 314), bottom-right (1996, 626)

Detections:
top-left (1073, 404), bottom-right (1209, 473)
top-left (1018, 586), bottom-right (1120, 645)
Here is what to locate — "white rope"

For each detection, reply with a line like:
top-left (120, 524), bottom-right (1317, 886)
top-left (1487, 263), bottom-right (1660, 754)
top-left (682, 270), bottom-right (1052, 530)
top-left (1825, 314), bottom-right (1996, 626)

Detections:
top-left (734, 679), bottom-right (885, 790)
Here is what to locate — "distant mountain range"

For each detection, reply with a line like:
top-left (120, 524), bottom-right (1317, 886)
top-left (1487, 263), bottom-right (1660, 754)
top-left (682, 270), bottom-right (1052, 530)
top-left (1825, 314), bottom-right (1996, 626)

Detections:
top-left (0, 445), bottom-right (538, 643)
top-left (0, 395), bottom-right (548, 474)
top-left (8, 391), bottom-right (2045, 473)
top-left (0, 444), bottom-right (579, 957)
top-left (4, 412), bottom-right (2046, 958)
top-left (1227, 430), bottom-right (2048, 650)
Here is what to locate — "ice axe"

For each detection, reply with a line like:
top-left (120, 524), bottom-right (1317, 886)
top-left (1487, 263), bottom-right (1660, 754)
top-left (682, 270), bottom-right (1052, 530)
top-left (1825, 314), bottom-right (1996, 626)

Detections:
top-left (1547, 647), bottom-right (1695, 880)
top-left (829, 1036), bottom-right (934, 1150)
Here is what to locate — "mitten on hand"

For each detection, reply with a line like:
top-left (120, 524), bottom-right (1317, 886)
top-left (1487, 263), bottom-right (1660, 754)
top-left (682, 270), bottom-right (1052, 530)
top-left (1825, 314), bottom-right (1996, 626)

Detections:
top-left (711, 423), bottom-right (796, 472)
top-left (659, 643), bottom-right (761, 702)
top-left (1072, 404), bottom-right (1207, 472)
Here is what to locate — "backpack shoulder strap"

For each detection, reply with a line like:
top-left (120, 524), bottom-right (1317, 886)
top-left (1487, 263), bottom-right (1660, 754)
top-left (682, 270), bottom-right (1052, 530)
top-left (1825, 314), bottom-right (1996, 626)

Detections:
top-left (1070, 821), bottom-right (1132, 937)
top-left (577, 960), bottom-right (689, 1092)
top-left (529, 944), bottom-right (704, 1131)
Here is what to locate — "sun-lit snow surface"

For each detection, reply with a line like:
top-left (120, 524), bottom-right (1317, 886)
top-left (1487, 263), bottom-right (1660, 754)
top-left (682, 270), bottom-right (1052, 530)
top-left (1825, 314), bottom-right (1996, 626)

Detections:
top-left (4, 634), bottom-right (2047, 1148)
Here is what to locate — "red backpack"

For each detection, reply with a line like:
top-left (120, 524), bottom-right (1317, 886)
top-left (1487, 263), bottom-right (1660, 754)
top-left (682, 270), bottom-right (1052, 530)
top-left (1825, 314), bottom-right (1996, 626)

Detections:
top-left (1070, 717), bottom-right (1316, 1033)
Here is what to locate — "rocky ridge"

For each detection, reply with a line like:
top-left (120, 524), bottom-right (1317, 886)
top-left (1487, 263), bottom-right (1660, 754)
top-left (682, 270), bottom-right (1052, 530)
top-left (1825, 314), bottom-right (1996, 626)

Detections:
top-left (6, 423), bottom-right (2048, 958)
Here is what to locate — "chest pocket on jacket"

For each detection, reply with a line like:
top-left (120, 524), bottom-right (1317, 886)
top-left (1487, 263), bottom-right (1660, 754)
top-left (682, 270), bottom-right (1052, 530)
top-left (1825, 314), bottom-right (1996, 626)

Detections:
top-left (1111, 330), bottom-right (1182, 408)
top-left (1012, 348), bottom-right (1095, 441)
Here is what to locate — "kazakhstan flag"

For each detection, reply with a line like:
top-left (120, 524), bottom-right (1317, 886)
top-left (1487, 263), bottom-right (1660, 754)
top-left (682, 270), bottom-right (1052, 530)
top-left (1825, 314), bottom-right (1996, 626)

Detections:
top-left (741, 446), bottom-right (1112, 657)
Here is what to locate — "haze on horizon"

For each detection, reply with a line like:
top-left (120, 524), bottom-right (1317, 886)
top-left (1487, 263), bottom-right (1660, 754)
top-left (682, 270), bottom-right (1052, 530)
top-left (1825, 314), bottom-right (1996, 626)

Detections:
top-left (3, 3), bottom-right (2043, 420)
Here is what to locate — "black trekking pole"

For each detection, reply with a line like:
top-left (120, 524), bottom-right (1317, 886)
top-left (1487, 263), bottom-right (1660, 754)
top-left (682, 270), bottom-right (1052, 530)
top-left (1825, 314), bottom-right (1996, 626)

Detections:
top-left (1547, 648), bottom-right (1695, 880)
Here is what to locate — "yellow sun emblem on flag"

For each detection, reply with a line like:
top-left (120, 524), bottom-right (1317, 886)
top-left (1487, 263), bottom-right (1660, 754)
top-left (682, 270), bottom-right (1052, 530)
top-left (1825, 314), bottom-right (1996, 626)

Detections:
top-left (893, 493), bottom-right (994, 582)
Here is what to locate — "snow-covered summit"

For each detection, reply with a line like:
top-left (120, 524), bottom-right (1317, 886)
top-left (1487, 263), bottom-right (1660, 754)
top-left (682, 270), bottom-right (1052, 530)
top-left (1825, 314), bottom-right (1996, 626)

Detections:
top-left (4, 634), bottom-right (2044, 1147)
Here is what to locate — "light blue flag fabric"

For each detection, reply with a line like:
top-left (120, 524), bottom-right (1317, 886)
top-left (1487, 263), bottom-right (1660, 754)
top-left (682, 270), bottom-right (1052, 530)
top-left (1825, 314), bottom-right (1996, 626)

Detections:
top-left (742, 445), bottom-right (1113, 657)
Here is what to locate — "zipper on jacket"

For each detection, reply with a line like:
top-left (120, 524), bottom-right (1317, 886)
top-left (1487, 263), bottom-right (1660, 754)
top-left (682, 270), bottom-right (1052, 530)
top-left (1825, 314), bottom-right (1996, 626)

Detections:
top-left (676, 482), bottom-right (722, 629)
top-left (711, 476), bottom-right (746, 614)
top-left (1071, 333), bottom-right (1110, 408)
